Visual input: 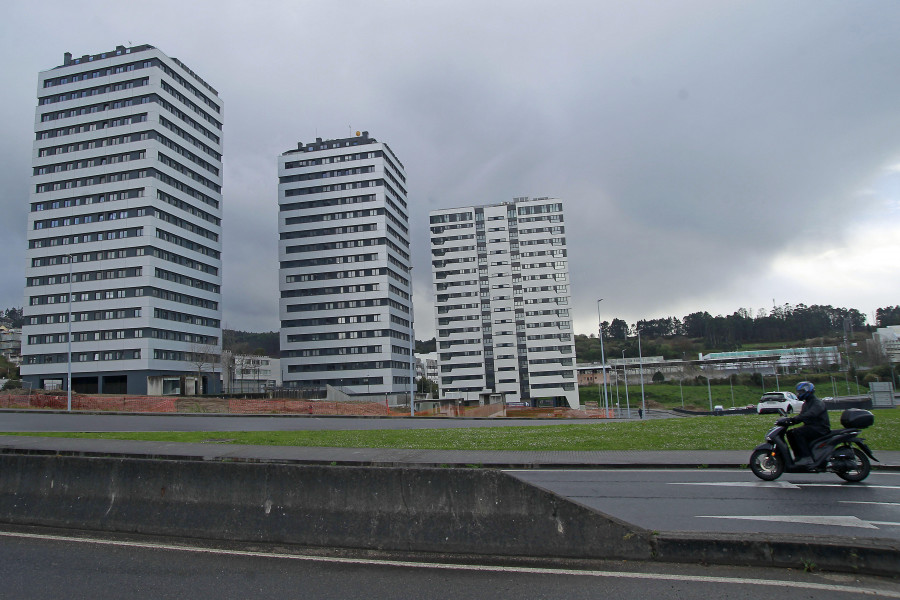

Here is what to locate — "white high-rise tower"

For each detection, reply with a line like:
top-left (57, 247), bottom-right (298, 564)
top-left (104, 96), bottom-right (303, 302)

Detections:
top-left (277, 132), bottom-right (413, 400)
top-left (429, 197), bottom-right (578, 408)
top-left (22, 45), bottom-right (224, 395)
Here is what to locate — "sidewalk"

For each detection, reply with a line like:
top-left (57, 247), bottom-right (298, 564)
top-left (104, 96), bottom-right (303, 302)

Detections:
top-left (2, 435), bottom-right (898, 469)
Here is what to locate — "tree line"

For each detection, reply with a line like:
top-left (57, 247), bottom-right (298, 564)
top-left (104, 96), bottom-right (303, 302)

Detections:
top-left (597, 304), bottom-right (891, 349)
top-left (0, 308), bottom-right (24, 328)
top-left (577, 303), bottom-right (900, 365)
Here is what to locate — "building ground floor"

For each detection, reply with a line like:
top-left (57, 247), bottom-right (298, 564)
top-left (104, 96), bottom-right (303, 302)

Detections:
top-left (22, 369), bottom-right (222, 396)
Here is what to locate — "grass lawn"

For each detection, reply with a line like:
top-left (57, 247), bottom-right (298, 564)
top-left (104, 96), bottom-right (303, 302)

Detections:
top-left (579, 380), bottom-right (866, 411)
top-left (5, 409), bottom-right (897, 452)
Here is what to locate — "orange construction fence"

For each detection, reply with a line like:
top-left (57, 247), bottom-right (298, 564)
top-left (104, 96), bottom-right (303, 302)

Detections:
top-left (0, 392), bottom-right (616, 418)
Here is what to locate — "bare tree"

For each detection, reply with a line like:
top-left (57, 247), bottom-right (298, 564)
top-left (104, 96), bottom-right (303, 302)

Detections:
top-left (220, 350), bottom-right (235, 393)
top-left (189, 339), bottom-right (218, 395)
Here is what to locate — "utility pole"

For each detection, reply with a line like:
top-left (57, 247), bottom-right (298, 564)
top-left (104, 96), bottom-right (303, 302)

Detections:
top-left (623, 350), bottom-right (631, 418)
top-left (408, 266), bottom-right (415, 417)
top-left (638, 329), bottom-right (646, 418)
top-left (66, 254), bottom-right (72, 412)
top-left (597, 300), bottom-right (609, 415)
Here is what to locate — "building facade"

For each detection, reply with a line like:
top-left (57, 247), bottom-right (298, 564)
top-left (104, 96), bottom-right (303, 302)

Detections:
top-left (221, 352), bottom-right (281, 393)
top-left (699, 347), bottom-right (840, 370)
top-left (416, 351), bottom-right (439, 385)
top-left (429, 197), bottom-right (578, 408)
top-left (872, 326), bottom-right (900, 364)
top-left (277, 132), bottom-right (414, 399)
top-left (21, 45), bottom-right (224, 395)
top-left (0, 326), bottom-right (22, 366)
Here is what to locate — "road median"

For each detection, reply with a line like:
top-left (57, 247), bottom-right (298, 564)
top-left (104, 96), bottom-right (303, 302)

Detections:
top-left (1, 452), bottom-right (897, 576)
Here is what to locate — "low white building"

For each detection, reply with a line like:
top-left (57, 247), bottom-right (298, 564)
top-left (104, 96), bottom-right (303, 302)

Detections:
top-left (872, 326), bottom-right (900, 363)
top-left (221, 352), bottom-right (281, 393)
top-left (700, 347), bottom-right (840, 370)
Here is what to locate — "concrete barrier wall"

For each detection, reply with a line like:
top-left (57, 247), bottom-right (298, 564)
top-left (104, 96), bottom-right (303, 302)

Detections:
top-left (0, 454), bottom-right (650, 560)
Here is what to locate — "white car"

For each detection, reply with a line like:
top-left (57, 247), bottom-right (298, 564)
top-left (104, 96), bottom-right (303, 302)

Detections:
top-left (757, 391), bottom-right (803, 415)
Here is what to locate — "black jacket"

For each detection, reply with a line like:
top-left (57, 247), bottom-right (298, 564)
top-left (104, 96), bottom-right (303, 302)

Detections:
top-left (795, 393), bottom-right (830, 434)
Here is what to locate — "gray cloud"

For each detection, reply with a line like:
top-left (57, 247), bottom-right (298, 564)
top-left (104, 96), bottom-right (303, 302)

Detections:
top-left (2, 0), bottom-right (899, 340)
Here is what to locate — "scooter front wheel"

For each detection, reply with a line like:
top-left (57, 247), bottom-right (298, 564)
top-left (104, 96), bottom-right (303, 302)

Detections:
top-left (750, 448), bottom-right (784, 481)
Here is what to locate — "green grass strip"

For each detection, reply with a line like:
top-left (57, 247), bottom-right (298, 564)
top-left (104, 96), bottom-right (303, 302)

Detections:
top-left (4, 410), bottom-right (897, 452)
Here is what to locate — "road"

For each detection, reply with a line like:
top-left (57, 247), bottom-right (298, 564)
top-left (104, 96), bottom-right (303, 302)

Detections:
top-left (0, 411), bottom-right (608, 432)
top-left (508, 469), bottom-right (900, 541)
top-left (1, 528), bottom-right (897, 599)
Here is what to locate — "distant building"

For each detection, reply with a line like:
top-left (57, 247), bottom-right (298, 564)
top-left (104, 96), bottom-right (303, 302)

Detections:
top-left (416, 351), bottom-right (439, 385)
top-left (21, 44), bottom-right (224, 395)
top-left (221, 352), bottom-right (281, 393)
top-left (700, 347), bottom-right (840, 370)
top-left (577, 357), bottom-right (667, 387)
top-left (872, 326), bottom-right (900, 363)
top-left (429, 197), bottom-right (578, 408)
top-left (277, 132), bottom-right (413, 400)
top-left (0, 326), bottom-right (22, 366)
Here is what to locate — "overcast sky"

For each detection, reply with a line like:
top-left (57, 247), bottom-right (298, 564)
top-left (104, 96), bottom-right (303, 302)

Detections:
top-left (2, 1), bottom-right (899, 339)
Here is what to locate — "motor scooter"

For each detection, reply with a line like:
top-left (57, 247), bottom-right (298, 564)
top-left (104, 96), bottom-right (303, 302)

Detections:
top-left (749, 408), bottom-right (878, 482)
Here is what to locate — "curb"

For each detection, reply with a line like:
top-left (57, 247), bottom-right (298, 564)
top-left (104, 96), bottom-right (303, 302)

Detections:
top-left (654, 531), bottom-right (900, 578)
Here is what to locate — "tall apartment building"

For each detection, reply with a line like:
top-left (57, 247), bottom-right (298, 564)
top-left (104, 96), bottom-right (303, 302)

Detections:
top-left (430, 197), bottom-right (578, 408)
top-left (277, 132), bottom-right (414, 398)
top-left (21, 45), bottom-right (224, 395)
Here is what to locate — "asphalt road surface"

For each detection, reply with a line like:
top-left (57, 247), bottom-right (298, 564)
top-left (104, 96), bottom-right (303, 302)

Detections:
top-left (0, 412), bottom-right (605, 432)
top-left (508, 469), bottom-right (900, 541)
top-left (1, 528), bottom-right (897, 600)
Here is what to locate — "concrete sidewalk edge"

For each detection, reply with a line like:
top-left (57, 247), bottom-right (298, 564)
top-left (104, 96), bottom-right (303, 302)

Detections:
top-left (654, 531), bottom-right (899, 577)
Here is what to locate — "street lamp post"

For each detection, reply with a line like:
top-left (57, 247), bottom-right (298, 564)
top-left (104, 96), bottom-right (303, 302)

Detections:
top-left (408, 266), bottom-right (415, 417)
top-left (66, 254), bottom-right (72, 412)
top-left (597, 300), bottom-right (609, 415)
top-left (638, 329), bottom-right (646, 418)
top-left (613, 363), bottom-right (620, 417)
top-left (622, 350), bottom-right (631, 418)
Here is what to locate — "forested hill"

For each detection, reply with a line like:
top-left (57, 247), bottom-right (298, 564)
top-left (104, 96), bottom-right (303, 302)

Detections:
top-left (601, 304), bottom-right (900, 347)
top-left (223, 330), bottom-right (280, 357)
top-left (578, 303), bottom-right (900, 364)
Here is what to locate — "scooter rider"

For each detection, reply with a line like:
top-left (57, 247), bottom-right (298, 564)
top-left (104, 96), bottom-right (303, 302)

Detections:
top-left (783, 381), bottom-right (830, 467)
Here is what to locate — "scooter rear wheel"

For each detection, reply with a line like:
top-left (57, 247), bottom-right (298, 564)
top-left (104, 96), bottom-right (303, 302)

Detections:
top-left (835, 447), bottom-right (871, 482)
top-left (750, 448), bottom-right (784, 481)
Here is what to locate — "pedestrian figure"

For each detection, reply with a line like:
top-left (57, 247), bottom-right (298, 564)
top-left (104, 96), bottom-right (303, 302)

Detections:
top-left (638, 407), bottom-right (643, 419)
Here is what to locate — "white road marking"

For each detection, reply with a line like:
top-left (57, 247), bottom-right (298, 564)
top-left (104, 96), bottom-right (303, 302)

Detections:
top-left (666, 481), bottom-right (900, 491)
top-left (697, 515), bottom-right (879, 529)
top-left (870, 522), bottom-right (900, 528)
top-left (502, 469), bottom-right (740, 474)
top-left (0, 530), bottom-right (897, 598)
top-left (840, 501), bottom-right (900, 507)
top-left (670, 481), bottom-right (800, 489)
top-left (798, 484), bottom-right (900, 490)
